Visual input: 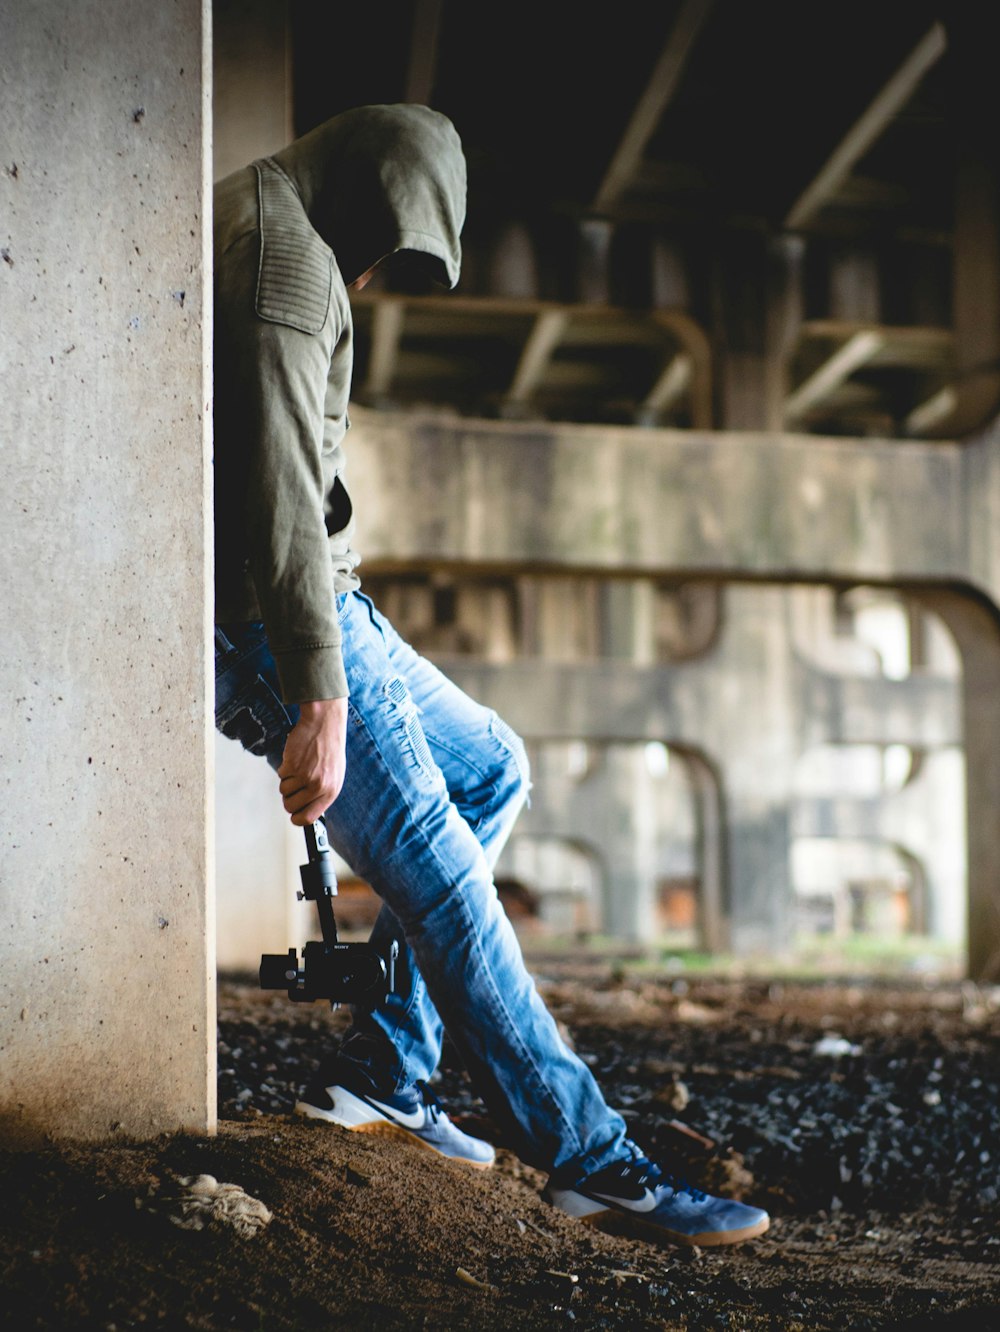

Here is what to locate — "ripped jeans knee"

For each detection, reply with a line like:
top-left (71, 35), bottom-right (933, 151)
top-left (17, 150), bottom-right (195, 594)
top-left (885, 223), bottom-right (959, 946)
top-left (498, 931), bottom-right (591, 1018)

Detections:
top-left (489, 711), bottom-right (532, 811)
top-left (381, 674), bottom-right (445, 788)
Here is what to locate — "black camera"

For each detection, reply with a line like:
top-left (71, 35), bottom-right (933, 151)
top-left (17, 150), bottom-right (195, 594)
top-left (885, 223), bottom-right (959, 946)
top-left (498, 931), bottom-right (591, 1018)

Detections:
top-left (259, 818), bottom-right (397, 1008)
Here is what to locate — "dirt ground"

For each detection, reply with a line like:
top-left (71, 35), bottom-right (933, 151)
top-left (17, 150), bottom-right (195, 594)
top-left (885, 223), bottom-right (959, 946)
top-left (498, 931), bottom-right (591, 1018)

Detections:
top-left (2, 959), bottom-right (1000, 1330)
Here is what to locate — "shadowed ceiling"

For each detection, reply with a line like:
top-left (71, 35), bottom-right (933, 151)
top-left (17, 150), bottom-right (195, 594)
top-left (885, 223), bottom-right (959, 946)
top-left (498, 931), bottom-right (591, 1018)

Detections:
top-left (286, 1), bottom-right (992, 438)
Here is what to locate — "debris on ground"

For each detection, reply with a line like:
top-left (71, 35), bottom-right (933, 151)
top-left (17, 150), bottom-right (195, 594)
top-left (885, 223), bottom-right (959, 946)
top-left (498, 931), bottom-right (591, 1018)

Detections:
top-left (1, 968), bottom-right (998, 1330)
top-left (136, 1171), bottom-right (272, 1237)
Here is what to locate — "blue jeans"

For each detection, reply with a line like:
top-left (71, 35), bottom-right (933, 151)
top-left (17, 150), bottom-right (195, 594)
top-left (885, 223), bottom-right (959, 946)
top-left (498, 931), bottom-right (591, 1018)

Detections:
top-left (215, 591), bottom-right (628, 1183)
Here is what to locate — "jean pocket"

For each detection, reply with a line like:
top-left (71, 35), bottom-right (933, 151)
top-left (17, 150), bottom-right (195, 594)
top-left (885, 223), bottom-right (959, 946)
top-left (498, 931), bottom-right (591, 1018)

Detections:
top-left (214, 622), bottom-right (268, 677)
top-left (216, 673), bottom-right (292, 758)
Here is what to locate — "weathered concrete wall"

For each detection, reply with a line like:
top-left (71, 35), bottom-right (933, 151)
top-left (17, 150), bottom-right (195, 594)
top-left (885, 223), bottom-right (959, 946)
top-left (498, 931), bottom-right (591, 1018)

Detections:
top-left (201, 396), bottom-right (984, 975)
top-left (346, 409), bottom-right (970, 586)
top-left (0, 1), bottom-right (214, 1141)
top-left (963, 417), bottom-right (1000, 597)
top-left (212, 573), bottom-right (965, 967)
top-left (344, 408), bottom-right (1000, 978)
top-left (436, 586), bottom-right (964, 955)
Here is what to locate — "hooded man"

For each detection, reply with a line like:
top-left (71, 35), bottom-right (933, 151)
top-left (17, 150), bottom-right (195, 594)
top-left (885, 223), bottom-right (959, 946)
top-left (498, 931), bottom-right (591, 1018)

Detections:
top-left (212, 103), bottom-right (770, 1250)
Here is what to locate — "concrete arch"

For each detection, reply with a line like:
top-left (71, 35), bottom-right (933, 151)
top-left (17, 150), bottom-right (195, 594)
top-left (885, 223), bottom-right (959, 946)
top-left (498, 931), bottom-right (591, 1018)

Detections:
top-left (500, 830), bottom-right (606, 935)
top-left (349, 409), bottom-right (1000, 977)
top-left (667, 746), bottom-right (729, 956)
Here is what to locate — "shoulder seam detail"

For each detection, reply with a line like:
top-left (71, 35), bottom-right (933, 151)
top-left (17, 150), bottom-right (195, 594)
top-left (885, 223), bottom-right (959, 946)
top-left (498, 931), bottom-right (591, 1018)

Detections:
top-left (254, 160), bottom-right (332, 335)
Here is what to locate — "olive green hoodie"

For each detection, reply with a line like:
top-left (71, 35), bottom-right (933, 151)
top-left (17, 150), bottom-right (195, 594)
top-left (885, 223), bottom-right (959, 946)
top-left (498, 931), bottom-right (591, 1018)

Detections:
top-left (213, 104), bottom-right (467, 702)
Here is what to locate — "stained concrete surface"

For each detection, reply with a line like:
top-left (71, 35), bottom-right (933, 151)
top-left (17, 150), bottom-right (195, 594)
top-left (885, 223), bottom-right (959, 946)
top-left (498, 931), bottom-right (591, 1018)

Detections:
top-left (0, 0), bottom-right (215, 1139)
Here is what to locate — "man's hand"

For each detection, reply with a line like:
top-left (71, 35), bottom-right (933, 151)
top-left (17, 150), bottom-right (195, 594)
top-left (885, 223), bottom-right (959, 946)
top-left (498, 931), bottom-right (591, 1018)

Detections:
top-left (277, 698), bottom-right (348, 825)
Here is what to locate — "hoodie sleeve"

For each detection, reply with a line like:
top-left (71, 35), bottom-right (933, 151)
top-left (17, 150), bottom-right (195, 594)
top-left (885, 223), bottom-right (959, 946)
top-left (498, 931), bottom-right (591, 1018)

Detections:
top-left (236, 290), bottom-right (350, 704)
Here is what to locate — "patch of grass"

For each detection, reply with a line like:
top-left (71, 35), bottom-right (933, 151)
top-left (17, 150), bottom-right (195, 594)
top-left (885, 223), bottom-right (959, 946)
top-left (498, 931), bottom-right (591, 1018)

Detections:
top-left (521, 930), bottom-right (964, 983)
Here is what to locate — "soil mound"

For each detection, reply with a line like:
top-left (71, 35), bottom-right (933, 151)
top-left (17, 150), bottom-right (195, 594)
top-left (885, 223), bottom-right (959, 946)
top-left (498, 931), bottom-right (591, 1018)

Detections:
top-left (2, 970), bottom-right (999, 1329)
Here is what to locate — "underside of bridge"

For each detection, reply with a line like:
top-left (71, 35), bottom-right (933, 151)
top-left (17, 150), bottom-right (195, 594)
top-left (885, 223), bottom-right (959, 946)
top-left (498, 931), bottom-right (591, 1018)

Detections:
top-left (6, 0), bottom-right (1000, 1148)
top-left (214, 0), bottom-right (1000, 983)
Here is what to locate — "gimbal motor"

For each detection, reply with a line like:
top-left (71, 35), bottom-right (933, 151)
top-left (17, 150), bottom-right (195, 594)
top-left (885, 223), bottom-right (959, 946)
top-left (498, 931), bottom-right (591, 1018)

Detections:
top-left (259, 818), bottom-right (397, 1008)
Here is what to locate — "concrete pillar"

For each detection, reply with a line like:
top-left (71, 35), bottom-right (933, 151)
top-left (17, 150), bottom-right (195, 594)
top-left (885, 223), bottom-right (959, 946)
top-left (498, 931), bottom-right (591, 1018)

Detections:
top-left (576, 219), bottom-right (614, 305)
top-left (211, 0), bottom-right (303, 974)
top-left (486, 221), bottom-right (540, 300)
top-left (764, 235), bottom-right (805, 432)
top-left (651, 238), bottom-right (691, 311)
top-left (0, 0), bottom-right (214, 1142)
top-left (711, 230), bottom-right (770, 430)
top-left (212, 0), bottom-right (293, 182)
top-left (828, 246), bottom-right (882, 324)
top-left (914, 591), bottom-right (1000, 980)
top-left (708, 587), bottom-right (798, 955)
top-left (596, 583), bottom-right (660, 941)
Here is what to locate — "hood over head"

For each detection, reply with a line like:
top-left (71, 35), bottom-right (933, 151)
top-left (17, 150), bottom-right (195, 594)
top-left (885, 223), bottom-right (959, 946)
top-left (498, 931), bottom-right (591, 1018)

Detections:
top-left (271, 103), bottom-right (466, 289)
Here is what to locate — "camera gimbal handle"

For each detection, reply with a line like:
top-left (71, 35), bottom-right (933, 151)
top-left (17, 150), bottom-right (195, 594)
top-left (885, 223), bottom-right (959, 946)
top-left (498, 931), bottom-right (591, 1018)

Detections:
top-left (259, 818), bottom-right (398, 1008)
top-left (300, 817), bottom-right (341, 944)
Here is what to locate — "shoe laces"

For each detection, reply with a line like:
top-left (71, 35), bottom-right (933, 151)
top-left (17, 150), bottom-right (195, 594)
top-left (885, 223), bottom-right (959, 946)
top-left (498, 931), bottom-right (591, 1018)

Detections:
top-left (415, 1080), bottom-right (442, 1123)
top-left (622, 1147), bottom-right (707, 1203)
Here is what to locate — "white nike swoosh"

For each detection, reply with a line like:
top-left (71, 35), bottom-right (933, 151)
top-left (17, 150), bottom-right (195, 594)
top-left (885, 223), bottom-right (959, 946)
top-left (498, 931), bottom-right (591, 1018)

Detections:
top-left (590, 1187), bottom-right (660, 1213)
top-left (366, 1095), bottom-right (427, 1130)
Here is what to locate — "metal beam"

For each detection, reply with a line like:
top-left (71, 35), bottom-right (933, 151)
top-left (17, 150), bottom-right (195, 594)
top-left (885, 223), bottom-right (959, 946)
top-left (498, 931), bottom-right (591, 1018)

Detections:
top-left (799, 320), bottom-right (953, 364)
top-left (592, 0), bottom-right (715, 214)
top-left (638, 351), bottom-right (693, 422)
top-left (784, 330), bottom-right (885, 423)
top-left (506, 309), bottom-right (568, 404)
top-left (784, 22), bottom-right (948, 230)
top-left (904, 385), bottom-right (957, 437)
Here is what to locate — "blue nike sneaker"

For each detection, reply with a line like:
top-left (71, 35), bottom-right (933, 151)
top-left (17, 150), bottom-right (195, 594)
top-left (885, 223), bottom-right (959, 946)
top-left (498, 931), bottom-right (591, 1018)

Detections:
top-left (544, 1143), bottom-right (770, 1247)
top-left (294, 1062), bottom-right (496, 1169)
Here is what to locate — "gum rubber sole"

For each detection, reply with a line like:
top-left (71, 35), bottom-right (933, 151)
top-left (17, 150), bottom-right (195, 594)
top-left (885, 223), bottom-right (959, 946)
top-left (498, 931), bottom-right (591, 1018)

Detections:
top-left (349, 1118), bottom-right (494, 1168)
top-left (581, 1206), bottom-right (771, 1248)
top-left (296, 1103), bottom-right (494, 1169)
